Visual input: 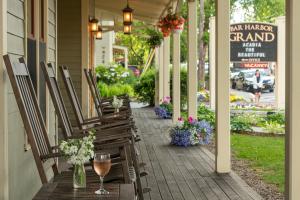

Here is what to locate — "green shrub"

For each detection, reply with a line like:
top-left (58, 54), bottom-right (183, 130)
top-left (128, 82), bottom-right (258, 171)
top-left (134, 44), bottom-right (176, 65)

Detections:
top-left (235, 113), bottom-right (262, 126)
top-left (134, 68), bottom-right (156, 106)
top-left (98, 82), bottom-right (134, 98)
top-left (95, 63), bottom-right (137, 86)
top-left (197, 104), bottom-right (215, 127)
top-left (231, 115), bottom-right (253, 132)
top-left (263, 121), bottom-right (285, 134)
top-left (265, 112), bottom-right (285, 125)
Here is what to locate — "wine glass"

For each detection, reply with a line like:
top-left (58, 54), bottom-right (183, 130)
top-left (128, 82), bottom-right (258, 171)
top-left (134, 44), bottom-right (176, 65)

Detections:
top-left (93, 153), bottom-right (111, 195)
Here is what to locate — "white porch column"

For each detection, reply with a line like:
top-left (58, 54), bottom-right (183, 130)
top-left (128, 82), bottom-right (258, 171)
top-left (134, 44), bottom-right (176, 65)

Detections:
top-left (275, 16), bottom-right (285, 110)
top-left (215, 0), bottom-right (231, 173)
top-left (154, 47), bottom-right (160, 106)
top-left (0, 0), bottom-right (9, 199)
top-left (286, 0), bottom-right (300, 199)
top-left (187, 0), bottom-right (198, 118)
top-left (172, 33), bottom-right (181, 122)
top-left (159, 43), bottom-right (164, 102)
top-left (81, 0), bottom-right (90, 117)
top-left (209, 17), bottom-right (216, 110)
top-left (163, 36), bottom-right (170, 98)
top-left (124, 48), bottom-right (128, 69)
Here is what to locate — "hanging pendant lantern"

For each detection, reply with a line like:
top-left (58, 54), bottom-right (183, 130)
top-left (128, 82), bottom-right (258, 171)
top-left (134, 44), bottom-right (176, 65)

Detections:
top-left (95, 26), bottom-right (103, 40)
top-left (90, 18), bottom-right (99, 32)
top-left (123, 0), bottom-right (133, 24)
top-left (124, 24), bottom-right (132, 34)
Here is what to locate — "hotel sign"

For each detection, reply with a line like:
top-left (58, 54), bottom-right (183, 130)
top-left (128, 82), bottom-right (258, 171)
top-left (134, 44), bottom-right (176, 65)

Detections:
top-left (230, 23), bottom-right (277, 62)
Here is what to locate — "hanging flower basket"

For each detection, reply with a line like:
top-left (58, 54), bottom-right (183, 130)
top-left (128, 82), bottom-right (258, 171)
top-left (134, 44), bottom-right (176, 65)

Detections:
top-left (158, 13), bottom-right (185, 37)
top-left (173, 23), bottom-right (184, 33)
top-left (170, 117), bottom-right (213, 147)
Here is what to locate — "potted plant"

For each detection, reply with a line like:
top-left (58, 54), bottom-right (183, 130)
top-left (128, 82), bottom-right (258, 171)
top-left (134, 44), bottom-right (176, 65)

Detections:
top-left (158, 13), bottom-right (185, 37)
top-left (59, 132), bottom-right (96, 188)
top-left (154, 96), bottom-right (173, 119)
top-left (169, 117), bottom-right (213, 147)
top-left (146, 28), bottom-right (164, 48)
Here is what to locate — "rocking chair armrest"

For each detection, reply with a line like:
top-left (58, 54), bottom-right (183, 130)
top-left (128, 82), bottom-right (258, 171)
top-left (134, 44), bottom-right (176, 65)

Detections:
top-left (97, 119), bottom-right (132, 129)
top-left (67, 134), bottom-right (84, 139)
top-left (71, 125), bottom-right (100, 135)
top-left (94, 138), bottom-right (130, 149)
top-left (94, 132), bottom-right (132, 143)
top-left (40, 152), bottom-right (62, 160)
top-left (51, 145), bottom-right (59, 150)
top-left (83, 117), bottom-right (102, 123)
top-left (102, 108), bottom-right (130, 114)
top-left (99, 114), bottom-right (131, 123)
top-left (81, 117), bottom-right (131, 127)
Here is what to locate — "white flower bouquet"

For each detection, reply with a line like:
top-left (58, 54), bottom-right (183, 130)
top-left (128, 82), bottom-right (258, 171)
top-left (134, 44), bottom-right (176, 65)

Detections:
top-left (59, 131), bottom-right (96, 165)
top-left (59, 131), bottom-right (96, 188)
top-left (112, 96), bottom-right (123, 113)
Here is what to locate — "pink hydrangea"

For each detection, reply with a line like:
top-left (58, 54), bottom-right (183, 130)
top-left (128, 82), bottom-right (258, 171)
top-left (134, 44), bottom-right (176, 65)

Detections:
top-left (162, 96), bottom-right (171, 104)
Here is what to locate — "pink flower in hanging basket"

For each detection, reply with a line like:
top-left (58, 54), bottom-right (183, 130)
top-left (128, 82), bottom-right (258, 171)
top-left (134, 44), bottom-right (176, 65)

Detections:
top-left (158, 13), bottom-right (185, 37)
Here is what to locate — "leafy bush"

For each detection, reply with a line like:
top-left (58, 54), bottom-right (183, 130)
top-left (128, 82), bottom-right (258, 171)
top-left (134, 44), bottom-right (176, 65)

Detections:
top-left (263, 121), bottom-right (285, 134)
top-left (231, 115), bottom-right (253, 132)
top-left (95, 63), bottom-right (137, 86)
top-left (197, 104), bottom-right (215, 127)
top-left (134, 68), bottom-right (156, 106)
top-left (237, 113), bottom-right (262, 126)
top-left (98, 82), bottom-right (134, 98)
top-left (265, 112), bottom-right (285, 125)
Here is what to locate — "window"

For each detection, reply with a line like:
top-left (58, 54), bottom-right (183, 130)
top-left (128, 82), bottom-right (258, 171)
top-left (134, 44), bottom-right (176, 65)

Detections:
top-left (27, 0), bottom-right (35, 38)
top-left (40, 0), bottom-right (45, 40)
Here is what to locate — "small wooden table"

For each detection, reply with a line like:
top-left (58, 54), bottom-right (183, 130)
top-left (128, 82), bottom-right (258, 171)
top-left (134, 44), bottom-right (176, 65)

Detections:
top-left (33, 183), bottom-right (135, 200)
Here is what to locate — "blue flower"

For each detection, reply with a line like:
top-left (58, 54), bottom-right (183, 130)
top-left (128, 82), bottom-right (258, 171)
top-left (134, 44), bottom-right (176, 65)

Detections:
top-left (154, 106), bottom-right (172, 119)
top-left (169, 118), bottom-right (213, 146)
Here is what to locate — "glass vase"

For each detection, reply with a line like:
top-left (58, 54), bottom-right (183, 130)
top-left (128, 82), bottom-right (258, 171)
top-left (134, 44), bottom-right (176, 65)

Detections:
top-left (73, 163), bottom-right (86, 188)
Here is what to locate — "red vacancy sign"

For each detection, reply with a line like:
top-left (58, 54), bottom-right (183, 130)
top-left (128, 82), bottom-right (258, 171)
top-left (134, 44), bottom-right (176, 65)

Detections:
top-left (241, 63), bottom-right (269, 68)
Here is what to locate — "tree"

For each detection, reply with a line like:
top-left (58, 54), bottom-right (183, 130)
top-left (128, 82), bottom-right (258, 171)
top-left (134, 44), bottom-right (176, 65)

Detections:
top-left (198, 0), bottom-right (205, 88)
top-left (198, 0), bottom-right (215, 89)
top-left (115, 32), bottom-right (150, 67)
top-left (239, 0), bottom-right (285, 22)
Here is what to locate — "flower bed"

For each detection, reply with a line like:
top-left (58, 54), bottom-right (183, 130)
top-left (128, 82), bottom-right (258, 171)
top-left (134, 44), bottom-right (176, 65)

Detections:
top-left (170, 117), bottom-right (213, 147)
top-left (154, 97), bottom-right (173, 119)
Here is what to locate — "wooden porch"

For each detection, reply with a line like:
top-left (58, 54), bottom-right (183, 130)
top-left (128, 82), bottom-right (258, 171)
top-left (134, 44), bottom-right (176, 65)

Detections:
top-left (134, 108), bottom-right (262, 200)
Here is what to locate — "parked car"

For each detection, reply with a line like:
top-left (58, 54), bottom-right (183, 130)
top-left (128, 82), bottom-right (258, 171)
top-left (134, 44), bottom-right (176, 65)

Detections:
top-left (230, 67), bottom-right (243, 79)
top-left (231, 69), bottom-right (275, 92)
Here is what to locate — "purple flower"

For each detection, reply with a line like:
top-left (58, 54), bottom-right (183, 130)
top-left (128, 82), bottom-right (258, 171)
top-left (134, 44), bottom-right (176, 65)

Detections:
top-left (169, 118), bottom-right (213, 146)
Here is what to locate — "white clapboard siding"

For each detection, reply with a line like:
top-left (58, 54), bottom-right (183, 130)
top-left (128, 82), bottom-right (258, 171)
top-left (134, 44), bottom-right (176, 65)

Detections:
top-left (58, 0), bottom-right (82, 125)
top-left (6, 0), bottom-right (45, 199)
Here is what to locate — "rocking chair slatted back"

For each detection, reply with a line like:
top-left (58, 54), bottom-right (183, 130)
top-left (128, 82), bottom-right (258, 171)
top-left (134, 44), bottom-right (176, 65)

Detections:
top-left (59, 66), bottom-right (85, 127)
top-left (83, 69), bottom-right (102, 117)
top-left (3, 55), bottom-right (58, 184)
top-left (40, 62), bottom-right (73, 138)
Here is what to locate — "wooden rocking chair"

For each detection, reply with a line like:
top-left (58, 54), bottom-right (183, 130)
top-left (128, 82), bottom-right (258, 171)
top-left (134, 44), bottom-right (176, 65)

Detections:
top-left (83, 68), bottom-right (131, 116)
top-left (59, 65), bottom-right (149, 199)
top-left (3, 55), bottom-right (130, 186)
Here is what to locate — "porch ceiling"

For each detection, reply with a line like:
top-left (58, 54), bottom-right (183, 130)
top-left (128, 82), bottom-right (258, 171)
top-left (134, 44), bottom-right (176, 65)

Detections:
top-left (95, 0), bottom-right (177, 25)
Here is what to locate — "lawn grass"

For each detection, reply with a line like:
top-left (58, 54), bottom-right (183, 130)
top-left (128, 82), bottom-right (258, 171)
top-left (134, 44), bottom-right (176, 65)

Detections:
top-left (231, 134), bottom-right (285, 192)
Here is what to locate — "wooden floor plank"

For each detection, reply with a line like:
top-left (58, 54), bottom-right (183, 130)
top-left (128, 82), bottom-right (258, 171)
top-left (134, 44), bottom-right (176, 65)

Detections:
top-left (132, 108), bottom-right (262, 200)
